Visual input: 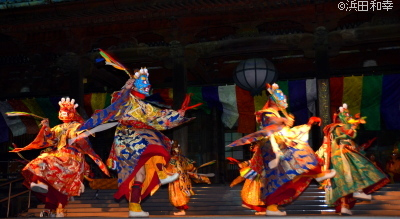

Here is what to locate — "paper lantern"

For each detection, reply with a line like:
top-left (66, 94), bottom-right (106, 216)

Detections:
top-left (233, 58), bottom-right (278, 96)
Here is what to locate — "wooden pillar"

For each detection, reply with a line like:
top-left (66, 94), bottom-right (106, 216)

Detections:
top-left (315, 47), bottom-right (331, 128)
top-left (317, 79), bottom-right (331, 129)
top-left (211, 107), bottom-right (225, 184)
top-left (314, 26), bottom-right (331, 141)
top-left (171, 42), bottom-right (189, 156)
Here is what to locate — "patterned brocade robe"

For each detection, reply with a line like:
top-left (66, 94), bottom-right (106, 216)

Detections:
top-left (229, 113), bottom-right (321, 206)
top-left (230, 146), bottom-right (266, 212)
top-left (317, 123), bottom-right (389, 211)
top-left (260, 124), bottom-right (320, 206)
top-left (166, 155), bottom-right (211, 209)
top-left (21, 122), bottom-right (109, 196)
top-left (82, 88), bottom-right (194, 201)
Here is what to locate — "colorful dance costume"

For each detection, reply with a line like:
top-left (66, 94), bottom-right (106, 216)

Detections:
top-left (228, 143), bottom-right (266, 215)
top-left (79, 50), bottom-right (200, 217)
top-left (227, 83), bottom-right (335, 216)
top-left (10, 98), bottom-right (109, 217)
top-left (166, 140), bottom-right (213, 216)
top-left (317, 103), bottom-right (389, 215)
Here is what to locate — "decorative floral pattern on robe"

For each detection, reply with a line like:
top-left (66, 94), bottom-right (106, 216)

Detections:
top-left (82, 88), bottom-right (195, 200)
top-left (317, 123), bottom-right (389, 207)
top-left (166, 154), bottom-right (211, 209)
top-left (20, 122), bottom-right (109, 196)
top-left (228, 112), bottom-right (320, 206)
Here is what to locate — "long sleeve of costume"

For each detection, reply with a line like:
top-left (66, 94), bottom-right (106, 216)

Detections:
top-left (111, 92), bottom-right (196, 201)
top-left (77, 138), bottom-right (110, 177)
top-left (12, 124), bottom-right (56, 152)
top-left (120, 94), bottom-right (193, 131)
top-left (241, 145), bottom-right (264, 180)
top-left (257, 124), bottom-right (321, 206)
top-left (322, 122), bottom-right (389, 209)
top-left (232, 158), bottom-right (266, 212)
top-left (20, 122), bottom-right (99, 197)
top-left (79, 87), bottom-right (131, 131)
top-left (168, 155), bottom-right (207, 209)
top-left (227, 108), bottom-right (285, 148)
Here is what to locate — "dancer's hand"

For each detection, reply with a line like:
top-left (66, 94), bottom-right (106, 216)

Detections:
top-left (41, 119), bottom-right (49, 128)
top-left (124, 78), bottom-right (134, 90)
top-left (268, 157), bottom-right (279, 169)
top-left (307, 116), bottom-right (322, 126)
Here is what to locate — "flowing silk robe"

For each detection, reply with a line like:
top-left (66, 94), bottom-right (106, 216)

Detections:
top-left (230, 147), bottom-right (266, 212)
top-left (21, 122), bottom-right (109, 196)
top-left (228, 110), bottom-right (321, 206)
top-left (81, 88), bottom-right (194, 201)
top-left (317, 123), bottom-right (389, 211)
top-left (166, 155), bottom-right (211, 209)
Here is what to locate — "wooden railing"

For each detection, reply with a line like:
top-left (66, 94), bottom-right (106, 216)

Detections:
top-left (0, 178), bottom-right (31, 218)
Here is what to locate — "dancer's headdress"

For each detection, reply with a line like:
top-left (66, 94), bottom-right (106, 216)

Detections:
top-left (337, 103), bottom-right (351, 124)
top-left (267, 83), bottom-right (288, 109)
top-left (255, 83), bottom-right (293, 126)
top-left (171, 140), bottom-right (181, 153)
top-left (99, 49), bottom-right (151, 97)
top-left (58, 97), bottom-right (84, 123)
top-left (337, 103), bottom-right (366, 125)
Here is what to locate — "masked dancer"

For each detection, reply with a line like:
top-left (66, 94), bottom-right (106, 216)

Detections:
top-left (227, 83), bottom-right (336, 216)
top-left (10, 98), bottom-right (109, 217)
top-left (79, 49), bottom-right (201, 217)
top-left (316, 103), bottom-right (389, 215)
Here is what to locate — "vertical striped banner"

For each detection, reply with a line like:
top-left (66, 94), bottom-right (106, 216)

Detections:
top-left (218, 85), bottom-right (239, 129)
top-left (202, 86), bottom-right (223, 112)
top-left (288, 80), bottom-right (308, 126)
top-left (330, 74), bottom-right (400, 130)
top-left (105, 93), bottom-right (113, 107)
top-left (235, 86), bottom-right (256, 133)
top-left (253, 89), bottom-right (269, 113)
top-left (329, 77), bottom-right (344, 119)
top-left (342, 76), bottom-right (363, 116)
top-left (91, 93), bottom-right (107, 112)
top-left (22, 98), bottom-right (46, 127)
top-left (361, 75), bottom-right (382, 130)
top-left (152, 88), bottom-right (173, 106)
top-left (381, 74), bottom-right (400, 130)
top-left (188, 87), bottom-right (210, 114)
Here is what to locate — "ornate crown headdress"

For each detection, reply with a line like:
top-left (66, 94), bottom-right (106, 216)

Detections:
top-left (254, 83), bottom-right (293, 127)
top-left (337, 103), bottom-right (366, 125)
top-left (337, 103), bottom-right (350, 124)
top-left (58, 97), bottom-right (83, 123)
top-left (267, 83), bottom-right (288, 109)
top-left (132, 67), bottom-right (149, 79)
top-left (59, 97), bottom-right (78, 111)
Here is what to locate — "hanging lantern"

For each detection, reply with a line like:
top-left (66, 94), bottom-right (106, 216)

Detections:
top-left (233, 58), bottom-right (278, 96)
